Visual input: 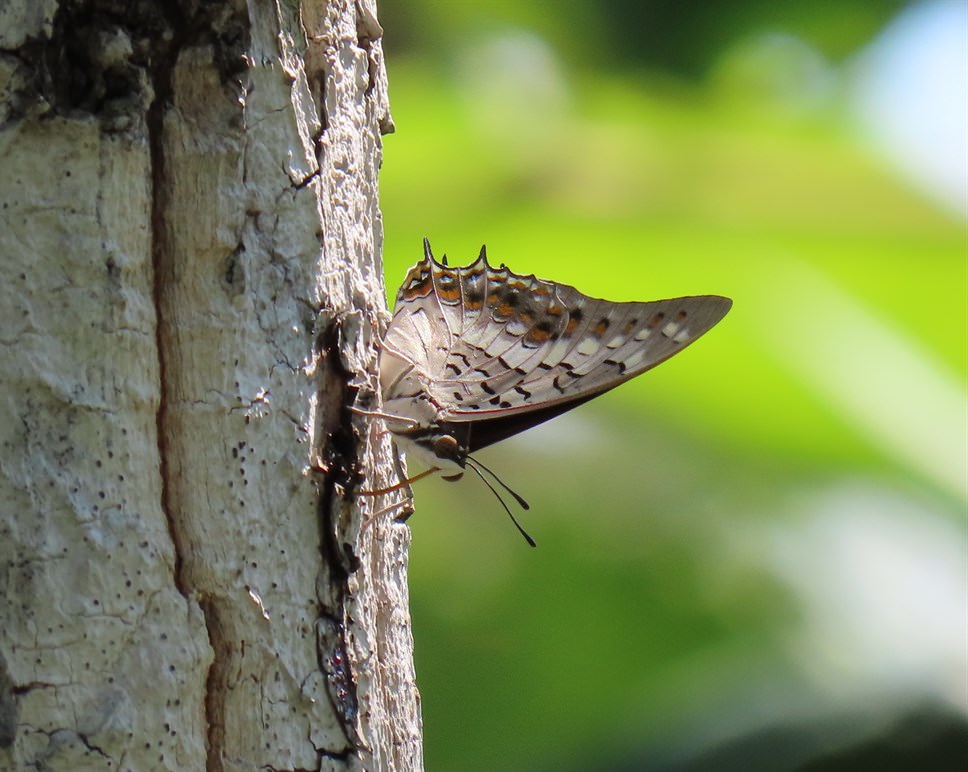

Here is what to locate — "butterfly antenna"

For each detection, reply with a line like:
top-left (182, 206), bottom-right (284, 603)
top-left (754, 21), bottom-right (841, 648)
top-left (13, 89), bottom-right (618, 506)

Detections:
top-left (423, 237), bottom-right (434, 261)
top-left (466, 455), bottom-right (530, 510)
top-left (465, 458), bottom-right (536, 548)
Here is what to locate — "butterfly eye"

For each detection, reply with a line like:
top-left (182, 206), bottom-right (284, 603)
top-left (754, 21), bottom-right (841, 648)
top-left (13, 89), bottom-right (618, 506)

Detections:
top-left (432, 434), bottom-right (463, 462)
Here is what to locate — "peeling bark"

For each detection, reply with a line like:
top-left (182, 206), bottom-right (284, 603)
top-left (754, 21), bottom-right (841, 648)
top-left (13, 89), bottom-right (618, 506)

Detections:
top-left (0, 1), bottom-right (420, 770)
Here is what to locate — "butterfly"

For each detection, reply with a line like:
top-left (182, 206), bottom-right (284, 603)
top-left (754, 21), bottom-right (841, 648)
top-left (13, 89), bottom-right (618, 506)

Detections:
top-left (374, 239), bottom-right (732, 544)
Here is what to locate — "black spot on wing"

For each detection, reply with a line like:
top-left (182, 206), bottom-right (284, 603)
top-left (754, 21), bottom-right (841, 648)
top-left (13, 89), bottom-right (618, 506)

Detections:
top-left (604, 358), bottom-right (626, 375)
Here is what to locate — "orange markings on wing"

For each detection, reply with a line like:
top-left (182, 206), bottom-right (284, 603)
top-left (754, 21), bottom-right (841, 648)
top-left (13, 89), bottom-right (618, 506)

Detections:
top-left (525, 326), bottom-right (552, 345)
top-left (436, 278), bottom-right (461, 302)
top-left (402, 269), bottom-right (433, 300)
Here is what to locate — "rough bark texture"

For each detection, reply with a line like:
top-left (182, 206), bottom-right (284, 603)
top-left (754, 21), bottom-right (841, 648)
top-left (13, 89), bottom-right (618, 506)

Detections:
top-left (0, 1), bottom-right (420, 770)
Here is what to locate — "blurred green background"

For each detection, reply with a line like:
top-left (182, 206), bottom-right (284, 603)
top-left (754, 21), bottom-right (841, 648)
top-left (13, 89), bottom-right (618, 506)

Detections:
top-left (375, 1), bottom-right (967, 769)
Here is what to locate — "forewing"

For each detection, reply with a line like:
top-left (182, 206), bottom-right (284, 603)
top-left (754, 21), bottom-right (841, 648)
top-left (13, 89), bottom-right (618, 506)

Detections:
top-left (441, 278), bottom-right (728, 409)
top-left (382, 249), bottom-right (731, 449)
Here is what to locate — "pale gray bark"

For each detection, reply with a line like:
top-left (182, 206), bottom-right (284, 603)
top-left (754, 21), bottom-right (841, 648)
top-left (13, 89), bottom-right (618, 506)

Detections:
top-left (0, 1), bottom-right (420, 770)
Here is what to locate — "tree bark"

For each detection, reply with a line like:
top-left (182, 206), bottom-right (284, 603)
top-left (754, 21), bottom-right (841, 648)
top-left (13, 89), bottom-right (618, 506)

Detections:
top-left (0, 1), bottom-right (419, 769)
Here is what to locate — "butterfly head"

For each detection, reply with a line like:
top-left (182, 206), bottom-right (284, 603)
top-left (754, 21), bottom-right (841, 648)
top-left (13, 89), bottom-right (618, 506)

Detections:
top-left (428, 435), bottom-right (466, 481)
top-left (382, 410), bottom-right (536, 545)
top-left (389, 419), bottom-right (471, 480)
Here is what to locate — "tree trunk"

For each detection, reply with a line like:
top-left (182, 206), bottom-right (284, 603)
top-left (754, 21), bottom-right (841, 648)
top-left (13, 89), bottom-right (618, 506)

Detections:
top-left (0, 1), bottom-right (420, 769)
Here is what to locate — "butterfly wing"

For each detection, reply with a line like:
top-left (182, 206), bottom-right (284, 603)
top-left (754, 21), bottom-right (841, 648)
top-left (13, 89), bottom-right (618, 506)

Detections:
top-left (381, 245), bottom-right (731, 453)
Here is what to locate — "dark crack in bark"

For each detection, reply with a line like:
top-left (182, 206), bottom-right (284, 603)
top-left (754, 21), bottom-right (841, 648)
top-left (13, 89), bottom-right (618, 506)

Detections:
top-left (312, 314), bottom-right (367, 757)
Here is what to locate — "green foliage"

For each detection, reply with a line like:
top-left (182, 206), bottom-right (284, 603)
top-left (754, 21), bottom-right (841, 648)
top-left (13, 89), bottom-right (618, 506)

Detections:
top-left (380, 0), bottom-right (911, 77)
top-left (376, 5), bottom-right (966, 769)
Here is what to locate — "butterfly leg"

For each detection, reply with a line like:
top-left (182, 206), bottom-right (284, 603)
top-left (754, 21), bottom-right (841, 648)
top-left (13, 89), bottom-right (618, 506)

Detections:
top-left (362, 496), bottom-right (416, 531)
top-left (360, 450), bottom-right (420, 529)
top-left (358, 466), bottom-right (438, 496)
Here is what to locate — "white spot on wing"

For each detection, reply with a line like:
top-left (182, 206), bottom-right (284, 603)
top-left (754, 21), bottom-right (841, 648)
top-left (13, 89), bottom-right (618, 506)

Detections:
top-left (506, 317), bottom-right (529, 336)
top-left (662, 321), bottom-right (680, 338)
top-left (606, 335), bottom-right (627, 349)
top-left (571, 358), bottom-right (601, 376)
top-left (497, 342), bottom-right (535, 369)
top-left (542, 338), bottom-right (573, 367)
top-left (576, 337), bottom-right (599, 356)
top-left (621, 349), bottom-right (648, 371)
